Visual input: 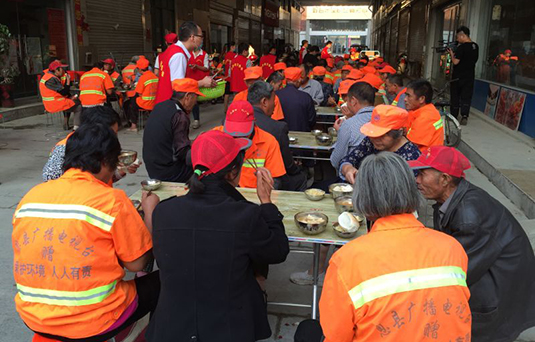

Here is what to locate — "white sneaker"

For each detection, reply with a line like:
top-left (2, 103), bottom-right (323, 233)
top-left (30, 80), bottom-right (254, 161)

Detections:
top-left (192, 120), bottom-right (200, 129)
top-left (290, 270), bottom-right (325, 286)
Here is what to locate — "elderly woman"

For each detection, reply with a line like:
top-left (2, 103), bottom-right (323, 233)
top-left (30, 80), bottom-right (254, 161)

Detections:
top-left (339, 104), bottom-right (421, 184)
top-left (146, 130), bottom-right (290, 342)
top-left (313, 152), bottom-right (472, 342)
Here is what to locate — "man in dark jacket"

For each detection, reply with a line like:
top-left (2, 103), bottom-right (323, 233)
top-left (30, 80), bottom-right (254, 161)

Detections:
top-left (276, 67), bottom-right (316, 132)
top-left (143, 78), bottom-right (203, 182)
top-left (410, 146), bottom-right (535, 342)
top-left (248, 81), bottom-right (307, 191)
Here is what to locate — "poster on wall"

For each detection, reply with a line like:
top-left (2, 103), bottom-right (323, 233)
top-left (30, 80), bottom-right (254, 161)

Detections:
top-left (495, 87), bottom-right (527, 131)
top-left (484, 84), bottom-right (501, 119)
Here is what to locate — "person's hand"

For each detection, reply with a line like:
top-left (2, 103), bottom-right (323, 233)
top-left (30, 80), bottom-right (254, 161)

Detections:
top-left (256, 167), bottom-right (274, 204)
top-left (127, 160), bottom-right (142, 174)
top-left (333, 117), bottom-right (343, 131)
top-left (198, 76), bottom-right (217, 88)
top-left (447, 48), bottom-right (454, 57)
top-left (341, 105), bottom-right (352, 117)
top-left (327, 97), bottom-right (337, 106)
top-left (342, 164), bottom-right (358, 185)
top-left (141, 191), bottom-right (160, 213)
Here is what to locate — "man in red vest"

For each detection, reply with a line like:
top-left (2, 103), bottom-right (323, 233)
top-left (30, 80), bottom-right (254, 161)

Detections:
top-left (155, 21), bottom-right (215, 104)
top-left (299, 40), bottom-right (308, 65)
top-left (223, 41), bottom-right (237, 114)
top-left (154, 32), bottom-right (178, 76)
top-left (185, 45), bottom-right (209, 129)
top-left (230, 43), bottom-right (252, 94)
top-left (259, 46), bottom-right (277, 79)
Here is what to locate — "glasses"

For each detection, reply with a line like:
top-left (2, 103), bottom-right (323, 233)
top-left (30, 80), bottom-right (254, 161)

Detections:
top-left (193, 34), bottom-right (204, 39)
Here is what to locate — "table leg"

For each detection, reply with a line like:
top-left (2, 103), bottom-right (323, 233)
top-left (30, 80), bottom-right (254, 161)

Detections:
top-left (311, 243), bottom-right (321, 319)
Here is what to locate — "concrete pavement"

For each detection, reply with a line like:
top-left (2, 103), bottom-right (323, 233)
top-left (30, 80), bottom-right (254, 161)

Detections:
top-left (0, 103), bottom-right (534, 341)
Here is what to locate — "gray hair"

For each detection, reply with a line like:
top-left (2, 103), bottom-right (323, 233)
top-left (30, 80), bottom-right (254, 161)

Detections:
top-left (247, 81), bottom-right (274, 105)
top-left (353, 152), bottom-right (424, 221)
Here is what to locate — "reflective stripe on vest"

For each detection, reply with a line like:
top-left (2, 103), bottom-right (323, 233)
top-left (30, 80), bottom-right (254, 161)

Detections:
top-left (81, 73), bottom-right (106, 80)
top-left (42, 97), bottom-right (65, 102)
top-left (392, 88), bottom-right (407, 106)
top-left (40, 78), bottom-right (47, 84)
top-left (17, 280), bottom-right (117, 306)
top-left (325, 74), bottom-right (334, 80)
top-left (144, 79), bottom-right (158, 86)
top-left (434, 118), bottom-right (444, 130)
top-left (80, 90), bottom-right (105, 96)
top-left (15, 203), bottom-right (115, 232)
top-left (348, 266), bottom-right (467, 310)
top-left (141, 96), bottom-right (156, 100)
top-left (243, 159), bottom-right (266, 168)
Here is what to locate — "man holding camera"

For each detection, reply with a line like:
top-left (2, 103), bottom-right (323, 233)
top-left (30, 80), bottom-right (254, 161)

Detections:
top-left (448, 26), bottom-right (479, 126)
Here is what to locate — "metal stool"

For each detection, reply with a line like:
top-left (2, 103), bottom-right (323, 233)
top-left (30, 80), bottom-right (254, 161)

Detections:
top-left (45, 110), bottom-right (63, 127)
top-left (137, 110), bottom-right (150, 133)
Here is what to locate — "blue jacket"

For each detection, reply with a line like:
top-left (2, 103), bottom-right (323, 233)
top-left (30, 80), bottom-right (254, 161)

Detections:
top-left (276, 84), bottom-right (317, 132)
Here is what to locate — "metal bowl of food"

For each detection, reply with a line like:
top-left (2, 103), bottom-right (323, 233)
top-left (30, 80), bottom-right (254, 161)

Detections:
top-left (311, 129), bottom-right (323, 136)
top-left (315, 133), bottom-right (333, 146)
top-left (294, 211), bottom-right (328, 235)
top-left (304, 188), bottom-right (325, 201)
top-left (332, 212), bottom-right (363, 239)
top-left (334, 195), bottom-right (354, 214)
top-left (327, 127), bottom-right (337, 137)
top-left (289, 136), bottom-right (299, 144)
top-left (118, 150), bottom-right (137, 166)
top-left (141, 179), bottom-right (162, 191)
top-left (329, 183), bottom-right (354, 199)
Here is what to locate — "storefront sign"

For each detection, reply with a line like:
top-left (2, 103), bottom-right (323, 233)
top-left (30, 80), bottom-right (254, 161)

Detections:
top-left (47, 9), bottom-right (67, 60)
top-left (306, 6), bottom-right (372, 20)
top-left (262, 0), bottom-right (279, 27)
top-left (74, 0), bottom-right (84, 45)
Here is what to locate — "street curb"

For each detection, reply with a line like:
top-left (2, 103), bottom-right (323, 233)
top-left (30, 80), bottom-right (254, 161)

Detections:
top-left (0, 103), bottom-right (44, 123)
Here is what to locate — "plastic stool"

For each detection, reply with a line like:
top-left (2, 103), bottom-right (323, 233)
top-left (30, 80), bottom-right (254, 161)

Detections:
top-left (137, 110), bottom-right (150, 133)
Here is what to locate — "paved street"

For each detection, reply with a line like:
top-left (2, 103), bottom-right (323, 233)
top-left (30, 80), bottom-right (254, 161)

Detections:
top-left (1, 104), bottom-right (534, 341)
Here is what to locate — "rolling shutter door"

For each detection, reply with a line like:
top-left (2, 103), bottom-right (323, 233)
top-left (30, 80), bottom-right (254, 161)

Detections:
top-left (86, 0), bottom-right (144, 67)
top-left (384, 20), bottom-right (390, 64)
top-left (397, 9), bottom-right (410, 54)
top-left (388, 14), bottom-right (398, 64)
top-left (251, 20), bottom-right (261, 52)
top-left (408, 0), bottom-right (426, 63)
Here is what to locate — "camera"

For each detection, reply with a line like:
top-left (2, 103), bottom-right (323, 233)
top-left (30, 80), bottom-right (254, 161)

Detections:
top-left (434, 40), bottom-right (459, 53)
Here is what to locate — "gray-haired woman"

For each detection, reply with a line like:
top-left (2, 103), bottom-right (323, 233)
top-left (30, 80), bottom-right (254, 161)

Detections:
top-left (316, 152), bottom-right (471, 342)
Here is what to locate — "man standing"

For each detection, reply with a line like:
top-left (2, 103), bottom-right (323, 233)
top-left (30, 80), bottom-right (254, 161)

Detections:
top-left (410, 146), bottom-right (535, 342)
top-left (448, 26), bottom-right (478, 125)
top-left (404, 79), bottom-right (444, 152)
top-left (276, 67), bottom-right (316, 132)
top-left (385, 73), bottom-right (407, 109)
top-left (154, 32), bottom-right (178, 76)
top-left (320, 41), bottom-right (333, 61)
top-left (155, 21), bottom-right (214, 104)
top-left (248, 81), bottom-right (307, 191)
top-left (303, 46), bottom-right (320, 67)
top-left (230, 43), bottom-right (252, 94)
top-left (143, 78), bottom-right (204, 182)
top-left (299, 64), bottom-right (324, 106)
top-left (222, 41), bottom-right (237, 114)
top-left (299, 40), bottom-right (308, 65)
top-left (260, 46), bottom-right (277, 79)
top-left (186, 44), bottom-right (210, 129)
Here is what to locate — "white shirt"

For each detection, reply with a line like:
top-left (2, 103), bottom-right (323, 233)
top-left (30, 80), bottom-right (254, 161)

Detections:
top-left (168, 40), bottom-right (192, 81)
top-left (154, 55), bottom-right (159, 69)
top-left (192, 49), bottom-right (210, 68)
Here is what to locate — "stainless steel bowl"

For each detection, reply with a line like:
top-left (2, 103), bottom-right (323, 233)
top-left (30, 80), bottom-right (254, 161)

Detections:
top-left (289, 136), bottom-right (298, 144)
top-left (304, 188), bottom-right (325, 201)
top-left (118, 150), bottom-right (137, 166)
top-left (141, 179), bottom-right (162, 191)
top-left (311, 129), bottom-right (323, 136)
top-left (315, 133), bottom-right (333, 146)
top-left (334, 195), bottom-right (354, 214)
top-left (294, 211), bottom-right (328, 235)
top-left (329, 183), bottom-right (354, 199)
top-left (333, 223), bottom-right (359, 239)
top-left (328, 127), bottom-right (338, 137)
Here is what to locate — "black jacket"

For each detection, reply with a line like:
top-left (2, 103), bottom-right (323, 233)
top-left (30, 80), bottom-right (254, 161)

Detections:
top-left (276, 85), bottom-right (317, 132)
top-left (433, 179), bottom-right (535, 342)
top-left (146, 179), bottom-right (290, 342)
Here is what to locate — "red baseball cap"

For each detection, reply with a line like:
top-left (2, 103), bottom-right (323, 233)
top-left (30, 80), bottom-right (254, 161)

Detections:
top-left (360, 105), bottom-right (409, 137)
top-left (249, 54), bottom-right (258, 61)
top-left (274, 62), bottom-right (286, 71)
top-left (165, 33), bottom-right (178, 44)
top-left (284, 67), bottom-right (302, 82)
top-left (224, 101), bottom-right (255, 137)
top-left (49, 60), bottom-right (68, 71)
top-left (191, 130), bottom-right (251, 179)
top-left (408, 146), bottom-right (471, 178)
top-left (172, 78), bottom-right (205, 96)
top-left (102, 58), bottom-right (115, 68)
top-left (244, 66), bottom-right (263, 80)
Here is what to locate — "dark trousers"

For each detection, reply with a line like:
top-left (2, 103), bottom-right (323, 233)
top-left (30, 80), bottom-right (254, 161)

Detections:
top-left (192, 103), bottom-right (200, 121)
top-left (294, 319), bottom-right (324, 342)
top-left (129, 98), bottom-right (141, 124)
top-left (34, 271), bottom-right (161, 342)
top-left (450, 77), bottom-right (475, 118)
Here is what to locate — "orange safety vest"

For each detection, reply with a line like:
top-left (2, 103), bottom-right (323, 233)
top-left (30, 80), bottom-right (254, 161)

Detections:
top-left (135, 70), bottom-right (159, 110)
top-left (407, 103), bottom-right (444, 152)
top-left (320, 213), bottom-right (471, 342)
top-left (39, 72), bottom-right (76, 113)
top-left (213, 126), bottom-right (286, 188)
top-left (79, 68), bottom-right (114, 106)
top-left (324, 71), bottom-right (335, 85)
top-left (110, 71), bottom-right (121, 83)
top-left (12, 169), bottom-right (153, 338)
top-left (232, 89), bottom-right (285, 121)
top-left (392, 88), bottom-right (407, 107)
top-left (122, 64), bottom-right (137, 97)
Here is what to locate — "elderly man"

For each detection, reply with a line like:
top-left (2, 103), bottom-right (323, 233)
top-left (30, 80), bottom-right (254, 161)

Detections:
top-left (143, 78), bottom-right (204, 182)
top-left (385, 73), bottom-right (407, 109)
top-left (299, 64), bottom-right (324, 106)
top-left (276, 67), bottom-right (316, 132)
top-left (404, 79), bottom-right (444, 152)
top-left (410, 146), bottom-right (535, 342)
top-left (295, 152), bottom-right (471, 342)
top-left (247, 81), bottom-right (307, 191)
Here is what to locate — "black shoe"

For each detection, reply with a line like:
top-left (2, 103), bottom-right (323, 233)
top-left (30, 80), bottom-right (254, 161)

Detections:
top-left (460, 117), bottom-right (468, 126)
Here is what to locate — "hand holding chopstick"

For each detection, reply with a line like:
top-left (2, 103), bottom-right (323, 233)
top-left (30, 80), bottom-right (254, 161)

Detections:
top-left (255, 167), bottom-right (274, 204)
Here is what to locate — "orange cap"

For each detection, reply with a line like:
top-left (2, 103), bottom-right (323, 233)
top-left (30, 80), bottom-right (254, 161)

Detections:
top-left (356, 73), bottom-right (384, 90)
top-left (362, 66), bottom-right (377, 74)
top-left (347, 69), bottom-right (364, 80)
top-left (312, 66), bottom-right (327, 76)
top-left (360, 105), bottom-right (409, 137)
top-left (342, 65), bottom-right (353, 72)
top-left (136, 57), bottom-right (150, 69)
top-left (378, 65), bottom-right (396, 74)
top-left (274, 62), bottom-right (287, 71)
top-left (284, 67), bottom-right (302, 82)
top-left (172, 78), bottom-right (205, 96)
top-left (338, 80), bottom-right (357, 96)
top-left (244, 66), bottom-right (263, 80)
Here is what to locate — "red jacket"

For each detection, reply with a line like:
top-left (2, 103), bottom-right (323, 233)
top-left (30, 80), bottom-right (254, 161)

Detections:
top-left (155, 44), bottom-right (188, 104)
top-left (230, 55), bottom-right (249, 93)
top-left (260, 54), bottom-right (276, 79)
